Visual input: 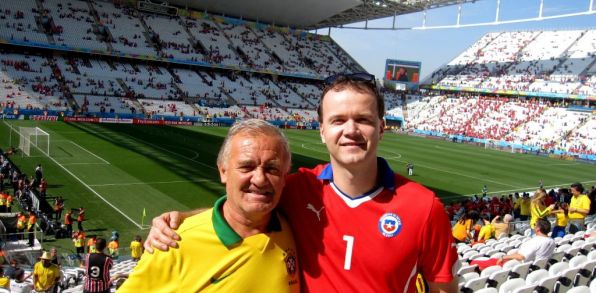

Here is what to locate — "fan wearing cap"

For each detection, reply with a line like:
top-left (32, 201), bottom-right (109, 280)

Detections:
top-left (33, 251), bottom-right (60, 293)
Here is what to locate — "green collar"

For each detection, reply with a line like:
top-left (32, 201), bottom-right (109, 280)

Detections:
top-left (212, 196), bottom-right (282, 248)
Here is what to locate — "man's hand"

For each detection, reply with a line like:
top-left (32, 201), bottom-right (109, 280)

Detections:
top-left (144, 209), bottom-right (204, 253)
top-left (144, 211), bottom-right (183, 253)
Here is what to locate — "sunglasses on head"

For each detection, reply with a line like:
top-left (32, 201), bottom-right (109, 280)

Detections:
top-left (324, 72), bottom-right (376, 85)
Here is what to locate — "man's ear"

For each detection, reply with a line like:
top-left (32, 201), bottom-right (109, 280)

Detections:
top-left (218, 164), bottom-right (227, 184)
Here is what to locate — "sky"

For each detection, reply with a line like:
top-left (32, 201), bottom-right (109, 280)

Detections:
top-left (324, 0), bottom-right (596, 81)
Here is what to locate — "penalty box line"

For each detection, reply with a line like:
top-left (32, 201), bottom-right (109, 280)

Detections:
top-left (47, 153), bottom-right (143, 229)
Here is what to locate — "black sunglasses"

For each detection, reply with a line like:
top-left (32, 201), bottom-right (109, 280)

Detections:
top-left (324, 72), bottom-right (376, 85)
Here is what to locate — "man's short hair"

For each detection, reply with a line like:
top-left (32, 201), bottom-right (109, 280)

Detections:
top-left (317, 73), bottom-right (385, 123)
top-left (95, 237), bottom-right (107, 251)
top-left (536, 218), bottom-right (551, 234)
top-left (216, 119), bottom-right (291, 172)
top-left (571, 182), bottom-right (584, 193)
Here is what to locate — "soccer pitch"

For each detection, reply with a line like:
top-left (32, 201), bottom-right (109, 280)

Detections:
top-left (1, 120), bottom-right (595, 252)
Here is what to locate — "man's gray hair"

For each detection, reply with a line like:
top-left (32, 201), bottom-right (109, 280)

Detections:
top-left (216, 119), bottom-right (291, 171)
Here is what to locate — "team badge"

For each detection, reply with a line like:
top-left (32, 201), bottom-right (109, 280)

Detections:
top-left (378, 212), bottom-right (402, 238)
top-left (284, 249), bottom-right (298, 275)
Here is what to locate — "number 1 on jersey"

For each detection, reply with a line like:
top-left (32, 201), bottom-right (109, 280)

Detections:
top-left (343, 235), bottom-right (354, 270)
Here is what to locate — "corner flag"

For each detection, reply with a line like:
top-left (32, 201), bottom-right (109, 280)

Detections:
top-left (141, 208), bottom-right (147, 226)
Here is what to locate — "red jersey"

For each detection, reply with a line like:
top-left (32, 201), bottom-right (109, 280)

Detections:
top-left (281, 158), bottom-right (458, 292)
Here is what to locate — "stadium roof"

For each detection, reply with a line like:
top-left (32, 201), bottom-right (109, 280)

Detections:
top-left (170, 0), bottom-right (476, 29)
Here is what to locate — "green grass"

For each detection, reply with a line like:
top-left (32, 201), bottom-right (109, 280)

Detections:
top-left (1, 120), bottom-right (595, 254)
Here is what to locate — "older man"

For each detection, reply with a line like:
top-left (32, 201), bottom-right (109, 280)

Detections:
top-left (32, 251), bottom-right (60, 293)
top-left (118, 119), bottom-right (299, 292)
top-left (147, 73), bottom-right (457, 292)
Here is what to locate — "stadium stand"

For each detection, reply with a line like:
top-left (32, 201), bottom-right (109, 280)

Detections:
top-left (0, 0), bottom-right (49, 44)
top-left (42, 0), bottom-right (109, 51)
top-left (0, 53), bottom-right (68, 111)
top-left (0, 1), bottom-right (595, 292)
top-left (428, 29), bottom-right (596, 97)
top-left (93, 1), bottom-right (157, 56)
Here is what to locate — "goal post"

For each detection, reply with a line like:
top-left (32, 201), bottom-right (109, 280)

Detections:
top-left (484, 139), bottom-right (514, 153)
top-left (18, 127), bottom-right (50, 157)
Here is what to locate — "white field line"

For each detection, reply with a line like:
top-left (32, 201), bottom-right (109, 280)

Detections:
top-left (89, 179), bottom-right (213, 187)
top-left (122, 134), bottom-right (216, 170)
top-left (300, 143), bottom-right (522, 189)
top-left (46, 156), bottom-right (143, 229)
top-left (442, 180), bottom-right (596, 199)
top-left (61, 163), bottom-right (111, 166)
top-left (2, 121), bottom-right (143, 229)
top-left (69, 141), bottom-right (110, 164)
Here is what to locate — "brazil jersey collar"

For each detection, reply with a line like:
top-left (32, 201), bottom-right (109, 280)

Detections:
top-left (317, 157), bottom-right (396, 191)
top-left (212, 196), bottom-right (282, 248)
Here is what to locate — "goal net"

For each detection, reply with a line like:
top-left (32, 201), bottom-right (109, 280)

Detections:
top-left (484, 139), bottom-right (514, 153)
top-left (18, 127), bottom-right (50, 157)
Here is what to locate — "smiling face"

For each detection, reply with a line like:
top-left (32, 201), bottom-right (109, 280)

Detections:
top-left (319, 86), bottom-right (384, 169)
top-left (219, 132), bottom-right (289, 220)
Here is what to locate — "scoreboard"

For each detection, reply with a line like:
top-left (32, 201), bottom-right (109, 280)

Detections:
top-left (384, 59), bottom-right (421, 91)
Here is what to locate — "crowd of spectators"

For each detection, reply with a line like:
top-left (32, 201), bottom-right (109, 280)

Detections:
top-left (448, 184), bottom-right (596, 244)
top-left (431, 30), bottom-right (596, 96)
top-left (404, 93), bottom-right (594, 155)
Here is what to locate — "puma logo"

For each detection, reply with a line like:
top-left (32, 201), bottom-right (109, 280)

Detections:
top-left (306, 203), bottom-right (324, 221)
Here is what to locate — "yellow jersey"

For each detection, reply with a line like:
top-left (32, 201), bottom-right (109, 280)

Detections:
top-left (130, 240), bottom-right (143, 259)
top-left (33, 262), bottom-right (60, 291)
top-left (118, 196), bottom-right (300, 293)
top-left (555, 212), bottom-right (568, 227)
top-left (452, 219), bottom-right (472, 242)
top-left (520, 199), bottom-right (531, 216)
top-left (0, 276), bottom-right (9, 289)
top-left (530, 203), bottom-right (551, 228)
top-left (569, 194), bottom-right (591, 220)
top-left (477, 224), bottom-right (494, 241)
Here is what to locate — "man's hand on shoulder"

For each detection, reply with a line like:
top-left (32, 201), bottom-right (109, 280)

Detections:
top-left (144, 209), bottom-right (204, 253)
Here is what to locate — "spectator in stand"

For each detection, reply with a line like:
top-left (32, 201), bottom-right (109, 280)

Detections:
top-left (471, 218), bottom-right (555, 271)
top-left (108, 236), bottom-right (119, 259)
top-left (519, 193), bottom-right (531, 221)
top-left (74, 231), bottom-right (86, 259)
top-left (491, 214), bottom-right (513, 239)
top-left (589, 186), bottom-right (596, 215)
top-left (0, 267), bottom-right (9, 290)
top-left (551, 202), bottom-right (569, 238)
top-left (84, 238), bottom-right (113, 293)
top-left (33, 251), bottom-right (60, 293)
top-left (452, 211), bottom-right (479, 243)
top-left (5, 259), bottom-right (20, 279)
top-left (87, 235), bottom-right (97, 254)
top-left (12, 269), bottom-right (33, 292)
top-left (49, 247), bottom-right (61, 267)
top-left (474, 214), bottom-right (494, 244)
top-left (530, 189), bottom-right (554, 235)
top-left (130, 235), bottom-right (143, 262)
top-left (568, 182), bottom-right (591, 233)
